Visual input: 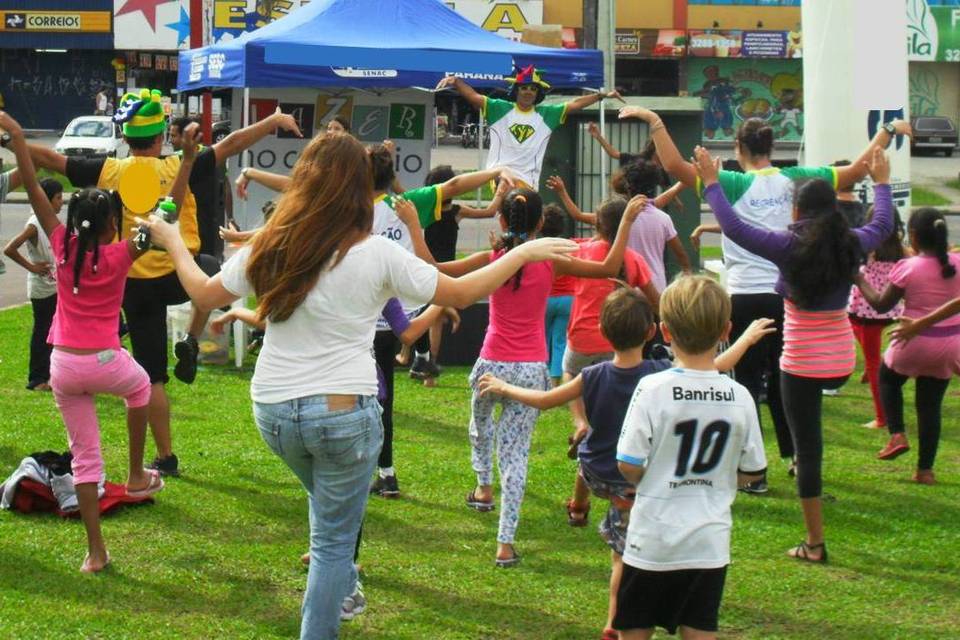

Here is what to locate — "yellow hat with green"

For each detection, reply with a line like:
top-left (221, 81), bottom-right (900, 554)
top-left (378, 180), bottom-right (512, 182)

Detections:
top-left (113, 89), bottom-right (166, 138)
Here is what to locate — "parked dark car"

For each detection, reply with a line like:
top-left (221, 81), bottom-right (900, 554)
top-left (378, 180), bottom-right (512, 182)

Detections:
top-left (910, 116), bottom-right (958, 157)
top-left (212, 120), bottom-right (230, 143)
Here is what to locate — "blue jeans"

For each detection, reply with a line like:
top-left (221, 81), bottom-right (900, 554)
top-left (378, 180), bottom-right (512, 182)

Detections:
top-left (253, 394), bottom-right (383, 640)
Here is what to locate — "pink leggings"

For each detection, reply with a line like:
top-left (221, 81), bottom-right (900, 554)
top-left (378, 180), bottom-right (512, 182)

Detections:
top-left (50, 348), bottom-right (151, 484)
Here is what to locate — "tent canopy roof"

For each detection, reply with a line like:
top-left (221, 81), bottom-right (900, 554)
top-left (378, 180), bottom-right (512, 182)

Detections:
top-left (178, 0), bottom-right (603, 91)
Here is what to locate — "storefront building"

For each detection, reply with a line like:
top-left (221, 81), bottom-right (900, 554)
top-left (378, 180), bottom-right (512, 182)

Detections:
top-left (0, 0), bottom-right (115, 130)
top-left (908, 0), bottom-right (960, 129)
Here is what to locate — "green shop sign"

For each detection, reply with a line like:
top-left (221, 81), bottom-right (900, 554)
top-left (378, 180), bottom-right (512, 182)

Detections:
top-left (908, 0), bottom-right (960, 62)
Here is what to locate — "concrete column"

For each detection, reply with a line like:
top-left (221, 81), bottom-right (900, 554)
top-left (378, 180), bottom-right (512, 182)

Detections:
top-left (802, 0), bottom-right (911, 205)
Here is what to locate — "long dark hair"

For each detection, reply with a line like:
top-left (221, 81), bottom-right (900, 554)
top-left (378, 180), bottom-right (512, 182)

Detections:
top-left (870, 204), bottom-right (905, 263)
top-left (246, 133), bottom-right (373, 322)
top-left (910, 208), bottom-right (956, 279)
top-left (61, 188), bottom-right (120, 294)
top-left (782, 179), bottom-right (863, 308)
top-left (495, 188), bottom-right (542, 290)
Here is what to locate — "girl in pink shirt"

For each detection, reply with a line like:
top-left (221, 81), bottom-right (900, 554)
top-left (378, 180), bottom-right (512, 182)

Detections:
top-left (855, 208), bottom-right (960, 485)
top-left (1, 111), bottom-right (193, 573)
top-left (431, 187), bottom-right (644, 566)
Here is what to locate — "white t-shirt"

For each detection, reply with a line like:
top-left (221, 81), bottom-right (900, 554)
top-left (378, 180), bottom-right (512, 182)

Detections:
top-left (25, 214), bottom-right (57, 299)
top-left (617, 368), bottom-right (766, 571)
top-left (482, 97), bottom-right (567, 189)
top-left (220, 235), bottom-right (438, 403)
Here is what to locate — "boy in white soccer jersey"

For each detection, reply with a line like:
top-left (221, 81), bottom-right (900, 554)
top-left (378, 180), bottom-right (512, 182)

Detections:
top-left (615, 276), bottom-right (767, 640)
top-left (436, 66), bottom-right (622, 189)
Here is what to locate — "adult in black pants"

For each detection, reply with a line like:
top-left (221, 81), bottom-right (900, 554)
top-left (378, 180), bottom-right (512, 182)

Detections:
top-left (620, 106), bottom-right (903, 492)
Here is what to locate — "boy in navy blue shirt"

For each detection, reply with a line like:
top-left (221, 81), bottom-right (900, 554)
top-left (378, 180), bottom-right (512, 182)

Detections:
top-left (479, 286), bottom-right (772, 639)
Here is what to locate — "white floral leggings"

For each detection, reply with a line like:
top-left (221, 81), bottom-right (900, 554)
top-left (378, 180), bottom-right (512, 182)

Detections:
top-left (469, 358), bottom-right (550, 544)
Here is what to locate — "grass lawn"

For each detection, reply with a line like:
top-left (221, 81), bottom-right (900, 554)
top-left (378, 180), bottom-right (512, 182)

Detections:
top-left (946, 178), bottom-right (960, 192)
top-left (0, 303), bottom-right (958, 639)
top-left (911, 186), bottom-right (952, 207)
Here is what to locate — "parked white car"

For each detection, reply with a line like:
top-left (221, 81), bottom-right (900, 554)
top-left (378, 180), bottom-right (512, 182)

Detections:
top-left (54, 116), bottom-right (129, 159)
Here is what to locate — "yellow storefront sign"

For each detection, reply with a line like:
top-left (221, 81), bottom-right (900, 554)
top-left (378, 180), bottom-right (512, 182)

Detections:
top-left (0, 10), bottom-right (111, 33)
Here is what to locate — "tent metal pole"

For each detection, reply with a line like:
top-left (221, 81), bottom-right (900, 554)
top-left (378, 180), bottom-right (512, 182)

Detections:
top-left (477, 116), bottom-right (484, 207)
top-left (599, 91), bottom-right (607, 201)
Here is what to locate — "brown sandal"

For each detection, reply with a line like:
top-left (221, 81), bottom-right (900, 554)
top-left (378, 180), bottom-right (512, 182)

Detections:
top-left (466, 490), bottom-right (495, 512)
top-left (788, 541), bottom-right (828, 564)
top-left (566, 499), bottom-right (589, 527)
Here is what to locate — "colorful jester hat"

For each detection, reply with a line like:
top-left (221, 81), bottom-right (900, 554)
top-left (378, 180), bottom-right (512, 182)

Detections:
top-left (506, 65), bottom-right (550, 104)
top-left (113, 89), bottom-right (166, 138)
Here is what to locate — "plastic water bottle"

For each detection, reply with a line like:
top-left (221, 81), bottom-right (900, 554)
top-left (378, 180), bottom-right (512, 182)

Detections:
top-left (134, 197), bottom-right (179, 251)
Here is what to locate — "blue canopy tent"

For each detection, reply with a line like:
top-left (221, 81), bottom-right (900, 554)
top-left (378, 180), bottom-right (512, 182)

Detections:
top-left (177, 0), bottom-right (602, 91)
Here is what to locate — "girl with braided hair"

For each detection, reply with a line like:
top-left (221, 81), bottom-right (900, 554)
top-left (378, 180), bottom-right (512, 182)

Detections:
top-left (438, 186), bottom-right (645, 566)
top-left (0, 110), bottom-right (194, 573)
top-left (855, 207), bottom-right (960, 485)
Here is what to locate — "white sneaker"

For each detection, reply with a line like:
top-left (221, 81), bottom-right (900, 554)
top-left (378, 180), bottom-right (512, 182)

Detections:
top-left (340, 580), bottom-right (366, 621)
top-left (822, 388), bottom-right (840, 396)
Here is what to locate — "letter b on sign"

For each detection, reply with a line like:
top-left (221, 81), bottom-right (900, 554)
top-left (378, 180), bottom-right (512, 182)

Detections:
top-left (389, 104), bottom-right (425, 139)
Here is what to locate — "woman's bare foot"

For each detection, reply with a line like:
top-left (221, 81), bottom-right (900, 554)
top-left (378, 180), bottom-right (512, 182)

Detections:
top-left (81, 551), bottom-right (110, 573)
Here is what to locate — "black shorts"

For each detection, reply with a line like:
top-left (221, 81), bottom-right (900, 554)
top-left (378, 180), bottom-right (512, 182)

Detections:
top-left (614, 564), bottom-right (727, 635)
top-left (122, 254), bottom-right (220, 384)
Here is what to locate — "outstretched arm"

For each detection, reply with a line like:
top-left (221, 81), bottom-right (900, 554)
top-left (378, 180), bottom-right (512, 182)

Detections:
top-left (587, 122), bottom-right (621, 160)
top-left (890, 297), bottom-right (960, 344)
top-left (854, 273), bottom-right (904, 314)
top-left (666, 237), bottom-right (693, 275)
top-left (430, 237), bottom-right (578, 308)
top-left (714, 318), bottom-right (776, 372)
top-left (546, 175), bottom-right (597, 226)
top-left (236, 167), bottom-right (290, 199)
top-left (654, 182), bottom-right (685, 210)
top-left (839, 120), bottom-right (911, 190)
top-left (24, 143), bottom-right (67, 176)
top-left (435, 76), bottom-right (485, 112)
top-left (619, 107), bottom-right (698, 188)
top-left (213, 107), bottom-right (302, 166)
top-left (555, 195), bottom-right (646, 278)
top-left (477, 372), bottom-right (584, 410)
top-left (565, 90), bottom-right (623, 115)
top-left (0, 112), bottom-right (59, 238)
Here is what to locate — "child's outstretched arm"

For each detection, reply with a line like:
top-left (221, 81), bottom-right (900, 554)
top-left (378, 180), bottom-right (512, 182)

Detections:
top-left (210, 307), bottom-right (264, 334)
top-left (555, 194), bottom-right (645, 278)
top-left (546, 175), bottom-right (597, 226)
top-left (890, 297), bottom-right (960, 344)
top-left (399, 304), bottom-right (458, 344)
top-left (439, 165), bottom-right (519, 201)
top-left (235, 167), bottom-right (290, 200)
top-left (457, 180), bottom-right (507, 220)
top-left (393, 196), bottom-right (436, 265)
top-left (666, 237), bottom-right (693, 275)
top-left (690, 223), bottom-right (721, 251)
top-left (587, 121), bottom-right (621, 160)
top-left (0, 111), bottom-right (59, 238)
top-left (619, 106), bottom-right (698, 188)
top-left (714, 318), bottom-right (776, 372)
top-left (654, 182), bottom-right (685, 210)
top-left (854, 271), bottom-right (904, 314)
top-left (477, 373), bottom-right (584, 411)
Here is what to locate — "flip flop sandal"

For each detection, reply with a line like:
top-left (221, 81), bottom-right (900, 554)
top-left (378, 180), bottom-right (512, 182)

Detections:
top-left (789, 541), bottom-right (828, 564)
top-left (81, 552), bottom-right (111, 574)
top-left (466, 490), bottom-right (495, 512)
top-left (126, 469), bottom-right (165, 498)
top-left (566, 498), bottom-right (589, 527)
top-left (495, 551), bottom-right (521, 568)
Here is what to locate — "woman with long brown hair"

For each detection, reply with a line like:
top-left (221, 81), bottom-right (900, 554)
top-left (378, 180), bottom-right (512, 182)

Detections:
top-left (140, 132), bottom-right (576, 640)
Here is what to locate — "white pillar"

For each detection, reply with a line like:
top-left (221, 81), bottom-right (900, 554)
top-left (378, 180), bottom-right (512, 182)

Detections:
top-left (802, 0), bottom-right (910, 206)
